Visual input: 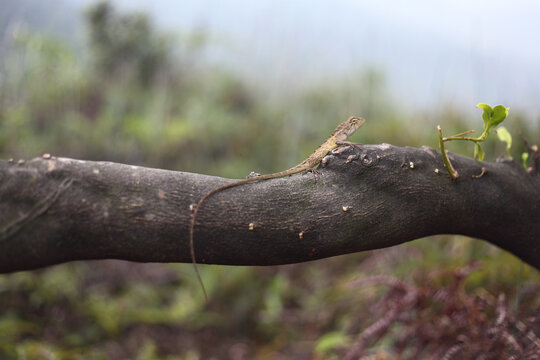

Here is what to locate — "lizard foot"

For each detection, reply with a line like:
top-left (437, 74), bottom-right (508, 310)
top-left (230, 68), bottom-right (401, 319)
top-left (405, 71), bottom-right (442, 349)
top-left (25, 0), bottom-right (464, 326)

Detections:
top-left (246, 172), bottom-right (261, 179)
top-left (332, 145), bottom-right (351, 155)
top-left (305, 168), bottom-right (322, 180)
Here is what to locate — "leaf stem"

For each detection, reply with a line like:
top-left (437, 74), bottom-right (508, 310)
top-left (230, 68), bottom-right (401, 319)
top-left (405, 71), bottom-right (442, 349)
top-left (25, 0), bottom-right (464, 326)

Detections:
top-left (443, 136), bottom-right (479, 142)
top-left (443, 129), bottom-right (475, 140)
top-left (438, 126), bottom-right (459, 180)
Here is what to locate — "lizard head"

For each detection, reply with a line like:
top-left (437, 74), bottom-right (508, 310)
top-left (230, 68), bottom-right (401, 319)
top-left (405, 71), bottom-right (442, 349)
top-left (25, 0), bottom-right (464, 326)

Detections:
top-left (334, 116), bottom-right (365, 141)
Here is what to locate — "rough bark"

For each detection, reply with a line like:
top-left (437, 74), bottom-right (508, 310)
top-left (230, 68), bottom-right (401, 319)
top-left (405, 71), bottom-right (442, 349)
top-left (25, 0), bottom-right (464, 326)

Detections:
top-left (1, 143), bottom-right (539, 273)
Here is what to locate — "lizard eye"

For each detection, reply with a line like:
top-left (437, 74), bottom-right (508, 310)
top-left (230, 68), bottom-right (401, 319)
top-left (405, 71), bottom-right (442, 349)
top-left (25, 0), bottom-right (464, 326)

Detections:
top-left (351, 117), bottom-right (364, 127)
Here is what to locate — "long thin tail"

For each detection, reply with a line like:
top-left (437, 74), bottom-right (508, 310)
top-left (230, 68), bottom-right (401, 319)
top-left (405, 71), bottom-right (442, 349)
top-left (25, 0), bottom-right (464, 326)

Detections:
top-left (189, 190), bottom-right (213, 302)
top-left (189, 182), bottom-right (244, 302)
top-left (189, 173), bottom-right (294, 301)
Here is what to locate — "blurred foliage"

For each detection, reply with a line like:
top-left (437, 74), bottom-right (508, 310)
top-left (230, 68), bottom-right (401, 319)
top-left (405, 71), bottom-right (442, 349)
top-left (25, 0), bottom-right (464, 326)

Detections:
top-left (0, 1), bottom-right (538, 359)
top-left (86, 2), bottom-right (170, 87)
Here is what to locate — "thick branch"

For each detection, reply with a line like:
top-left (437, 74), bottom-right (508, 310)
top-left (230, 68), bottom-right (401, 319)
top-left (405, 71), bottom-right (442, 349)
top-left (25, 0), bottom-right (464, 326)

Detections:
top-left (1, 144), bottom-right (539, 272)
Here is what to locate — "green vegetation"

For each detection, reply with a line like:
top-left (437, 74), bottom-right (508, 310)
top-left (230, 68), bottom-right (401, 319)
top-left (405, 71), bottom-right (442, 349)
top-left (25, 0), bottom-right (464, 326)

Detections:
top-left (438, 104), bottom-right (511, 179)
top-left (0, 2), bottom-right (538, 358)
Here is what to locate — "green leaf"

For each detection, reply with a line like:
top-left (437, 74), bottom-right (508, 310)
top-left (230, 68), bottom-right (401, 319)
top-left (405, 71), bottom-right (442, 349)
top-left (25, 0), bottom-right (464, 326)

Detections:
top-left (489, 105), bottom-right (509, 129)
top-left (476, 103), bottom-right (493, 127)
top-left (496, 126), bottom-right (512, 156)
top-left (474, 142), bottom-right (485, 161)
top-left (314, 331), bottom-right (349, 355)
top-left (522, 152), bottom-right (529, 169)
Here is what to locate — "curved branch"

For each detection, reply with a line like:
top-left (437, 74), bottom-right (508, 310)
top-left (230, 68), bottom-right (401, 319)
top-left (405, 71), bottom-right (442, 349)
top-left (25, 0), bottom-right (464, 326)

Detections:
top-left (0, 143), bottom-right (539, 273)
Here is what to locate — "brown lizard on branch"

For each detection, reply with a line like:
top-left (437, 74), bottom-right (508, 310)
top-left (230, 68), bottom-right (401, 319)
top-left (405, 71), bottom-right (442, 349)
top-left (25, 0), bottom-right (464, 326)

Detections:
top-left (189, 116), bottom-right (365, 300)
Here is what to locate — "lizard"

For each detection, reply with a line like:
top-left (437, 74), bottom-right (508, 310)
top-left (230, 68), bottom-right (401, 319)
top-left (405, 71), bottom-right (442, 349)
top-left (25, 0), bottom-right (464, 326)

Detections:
top-left (188, 116), bottom-right (365, 301)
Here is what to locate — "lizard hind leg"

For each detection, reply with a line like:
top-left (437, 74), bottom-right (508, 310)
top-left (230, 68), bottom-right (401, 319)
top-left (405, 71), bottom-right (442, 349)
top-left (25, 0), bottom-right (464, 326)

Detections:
top-left (246, 171), bottom-right (261, 179)
top-left (303, 167), bottom-right (323, 181)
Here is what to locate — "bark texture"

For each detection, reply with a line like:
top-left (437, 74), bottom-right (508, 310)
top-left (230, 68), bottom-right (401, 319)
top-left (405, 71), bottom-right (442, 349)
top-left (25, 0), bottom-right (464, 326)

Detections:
top-left (1, 143), bottom-right (539, 272)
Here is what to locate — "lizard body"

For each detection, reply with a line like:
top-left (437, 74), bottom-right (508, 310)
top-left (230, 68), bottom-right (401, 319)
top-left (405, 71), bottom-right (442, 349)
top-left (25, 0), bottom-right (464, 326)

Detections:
top-left (189, 116), bottom-right (365, 300)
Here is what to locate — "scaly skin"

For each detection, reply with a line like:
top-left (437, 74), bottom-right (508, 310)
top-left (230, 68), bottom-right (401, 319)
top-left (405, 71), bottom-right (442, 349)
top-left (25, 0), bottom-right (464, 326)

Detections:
top-left (189, 116), bottom-right (365, 301)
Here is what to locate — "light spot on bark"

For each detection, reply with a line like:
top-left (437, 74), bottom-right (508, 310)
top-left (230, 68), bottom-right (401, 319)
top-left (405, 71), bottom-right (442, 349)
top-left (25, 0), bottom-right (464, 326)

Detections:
top-left (472, 167), bottom-right (487, 179)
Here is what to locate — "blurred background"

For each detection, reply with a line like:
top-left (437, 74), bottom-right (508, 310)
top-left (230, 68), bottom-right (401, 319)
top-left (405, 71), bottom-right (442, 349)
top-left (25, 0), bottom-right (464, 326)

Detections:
top-left (0, 1), bottom-right (538, 358)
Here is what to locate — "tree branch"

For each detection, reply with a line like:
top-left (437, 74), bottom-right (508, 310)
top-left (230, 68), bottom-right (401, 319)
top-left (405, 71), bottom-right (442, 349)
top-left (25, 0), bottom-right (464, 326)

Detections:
top-left (1, 143), bottom-right (539, 273)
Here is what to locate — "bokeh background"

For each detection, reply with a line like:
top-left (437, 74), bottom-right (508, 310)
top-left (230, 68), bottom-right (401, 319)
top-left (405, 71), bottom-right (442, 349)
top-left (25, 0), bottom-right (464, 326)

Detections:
top-left (0, 1), bottom-right (538, 358)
